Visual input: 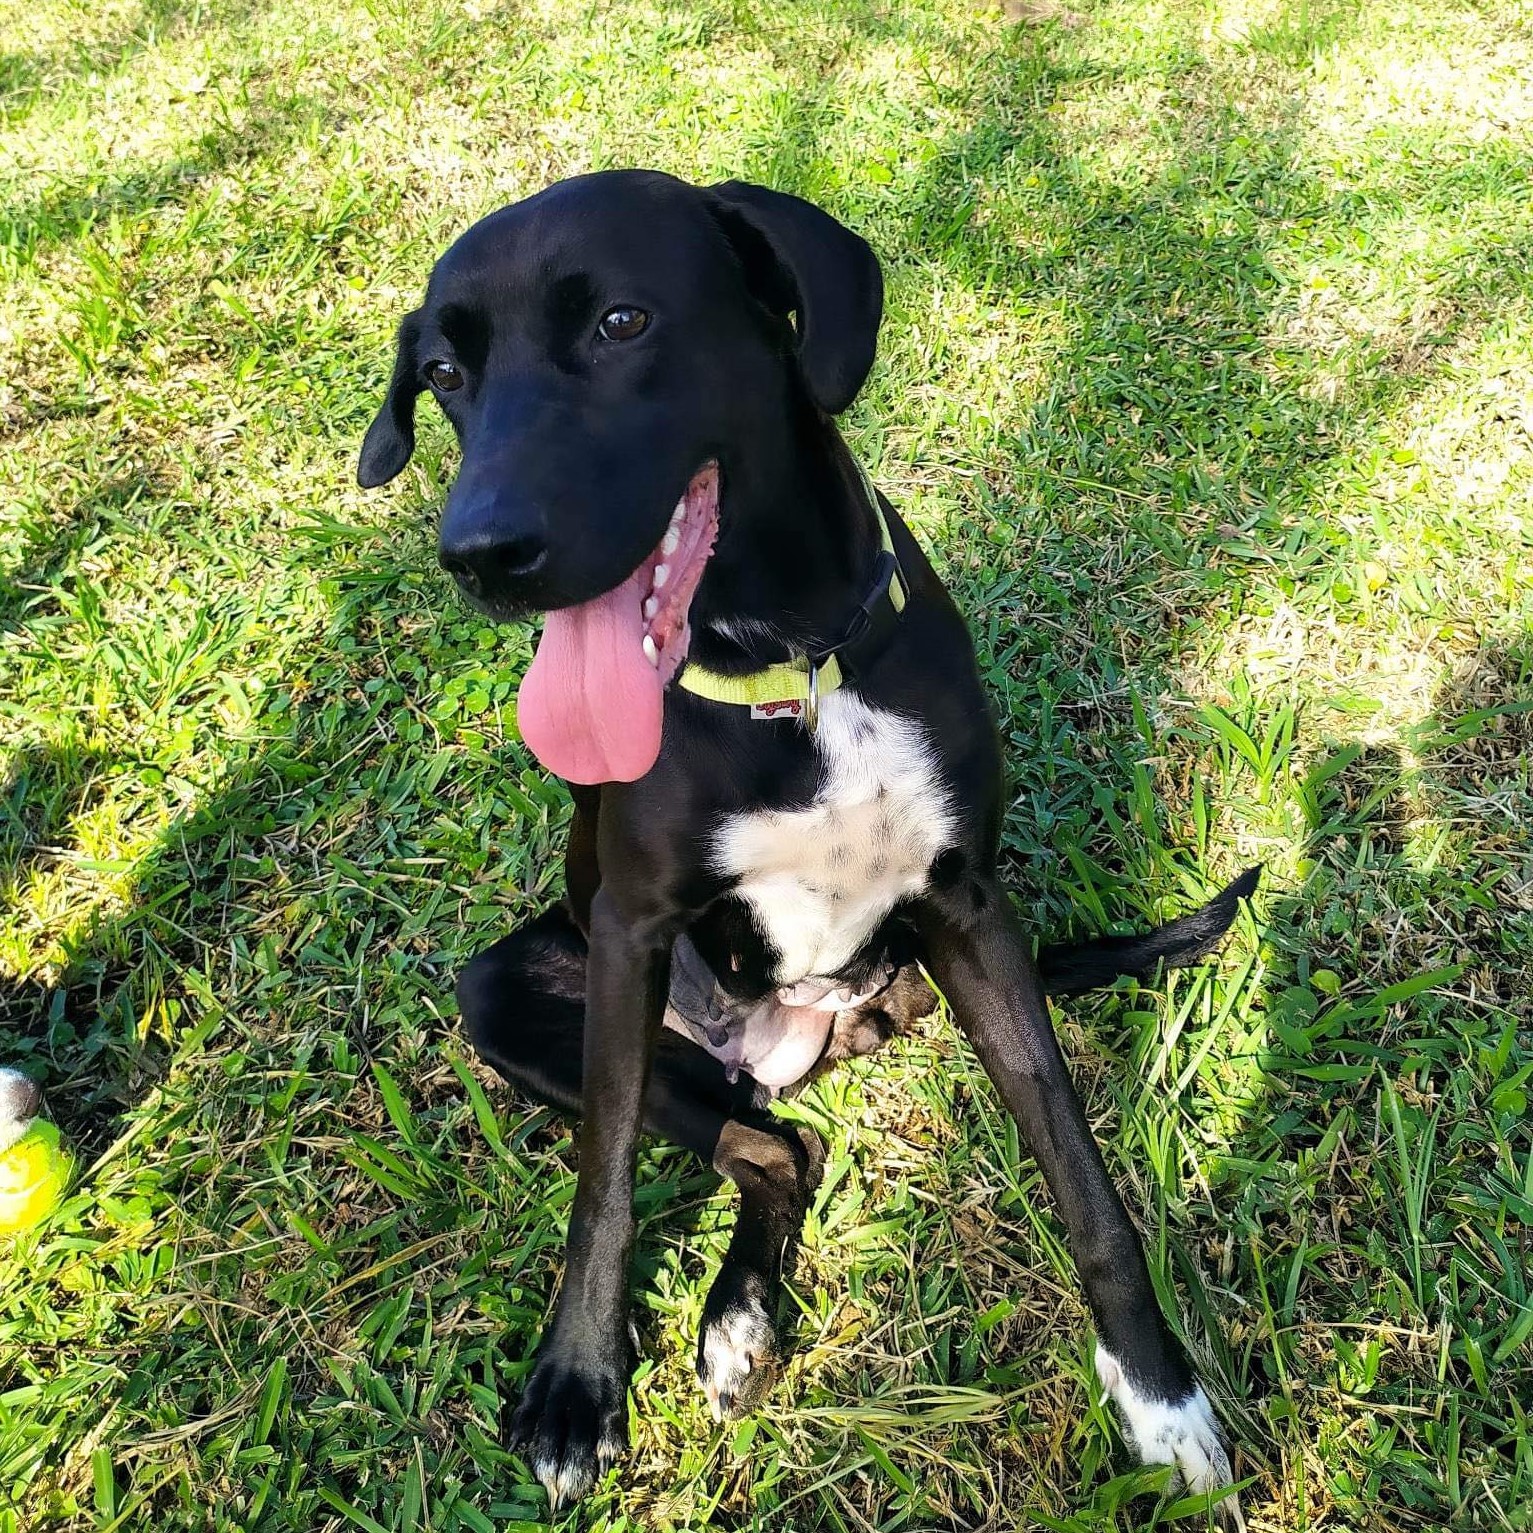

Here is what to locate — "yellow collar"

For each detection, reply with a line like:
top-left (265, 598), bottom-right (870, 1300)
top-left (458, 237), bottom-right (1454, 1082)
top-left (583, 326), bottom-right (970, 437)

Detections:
top-left (675, 462), bottom-right (906, 722)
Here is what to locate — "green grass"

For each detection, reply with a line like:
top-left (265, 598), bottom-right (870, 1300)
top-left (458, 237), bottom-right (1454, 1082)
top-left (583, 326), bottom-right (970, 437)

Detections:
top-left (2, 0), bottom-right (1530, 1527)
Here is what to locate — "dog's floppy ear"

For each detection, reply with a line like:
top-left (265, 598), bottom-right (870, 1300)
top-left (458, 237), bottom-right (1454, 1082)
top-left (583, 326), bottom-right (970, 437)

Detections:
top-left (357, 310), bottom-right (423, 488)
top-left (707, 181), bottom-right (883, 415)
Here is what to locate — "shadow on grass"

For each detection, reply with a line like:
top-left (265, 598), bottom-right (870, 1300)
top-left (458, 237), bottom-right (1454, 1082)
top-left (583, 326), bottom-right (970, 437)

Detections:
top-left (0, 465), bottom-right (173, 638)
top-left (1203, 633), bottom-right (1533, 1526)
top-left (0, 75), bottom-right (347, 384)
top-left (0, 0), bottom-right (276, 132)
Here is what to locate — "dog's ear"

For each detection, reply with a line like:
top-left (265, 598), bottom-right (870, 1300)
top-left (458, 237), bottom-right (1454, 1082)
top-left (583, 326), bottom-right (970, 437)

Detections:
top-left (707, 181), bottom-right (883, 415)
top-left (357, 310), bottom-right (423, 488)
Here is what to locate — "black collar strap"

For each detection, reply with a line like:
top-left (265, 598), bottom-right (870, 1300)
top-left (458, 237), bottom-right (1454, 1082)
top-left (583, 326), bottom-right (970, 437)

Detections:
top-left (676, 459), bottom-right (907, 723)
top-left (810, 460), bottom-right (907, 678)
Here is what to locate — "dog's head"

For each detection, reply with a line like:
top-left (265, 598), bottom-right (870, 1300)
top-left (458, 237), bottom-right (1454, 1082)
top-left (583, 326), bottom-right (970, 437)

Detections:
top-left (357, 170), bottom-right (882, 784)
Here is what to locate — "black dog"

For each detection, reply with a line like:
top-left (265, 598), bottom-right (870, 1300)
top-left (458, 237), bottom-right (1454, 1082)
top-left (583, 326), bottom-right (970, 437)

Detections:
top-left (359, 169), bottom-right (1254, 1525)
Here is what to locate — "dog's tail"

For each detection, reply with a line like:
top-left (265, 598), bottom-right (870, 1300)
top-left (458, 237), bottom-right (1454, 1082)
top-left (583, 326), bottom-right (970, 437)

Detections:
top-left (1037, 865), bottom-right (1261, 999)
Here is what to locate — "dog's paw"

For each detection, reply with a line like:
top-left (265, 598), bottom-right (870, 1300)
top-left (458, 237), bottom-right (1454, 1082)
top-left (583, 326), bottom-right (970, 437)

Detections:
top-left (1096, 1346), bottom-right (1245, 1530)
top-left (697, 1270), bottom-right (780, 1421)
top-left (510, 1344), bottom-right (630, 1512)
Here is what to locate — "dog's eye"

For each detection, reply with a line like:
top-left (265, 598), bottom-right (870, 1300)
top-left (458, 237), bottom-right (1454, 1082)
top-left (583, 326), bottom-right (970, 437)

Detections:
top-left (598, 306), bottom-right (650, 342)
top-left (426, 361), bottom-right (464, 392)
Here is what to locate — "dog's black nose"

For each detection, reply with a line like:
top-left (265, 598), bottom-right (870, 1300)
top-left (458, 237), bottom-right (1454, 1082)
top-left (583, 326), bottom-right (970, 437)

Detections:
top-left (438, 529), bottom-right (547, 594)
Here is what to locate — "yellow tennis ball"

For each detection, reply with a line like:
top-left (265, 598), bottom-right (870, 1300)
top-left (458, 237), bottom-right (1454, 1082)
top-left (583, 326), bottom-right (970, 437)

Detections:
top-left (0, 1119), bottom-right (72, 1235)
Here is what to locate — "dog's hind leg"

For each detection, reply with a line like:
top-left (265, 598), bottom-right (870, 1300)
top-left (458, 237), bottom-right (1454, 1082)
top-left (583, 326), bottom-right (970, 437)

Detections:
top-left (694, 1113), bottom-right (822, 1419)
top-left (457, 906), bottom-right (824, 1425)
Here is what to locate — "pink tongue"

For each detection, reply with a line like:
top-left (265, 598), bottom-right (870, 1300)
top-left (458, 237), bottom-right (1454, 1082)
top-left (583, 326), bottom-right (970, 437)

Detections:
top-left (516, 570), bottom-right (663, 784)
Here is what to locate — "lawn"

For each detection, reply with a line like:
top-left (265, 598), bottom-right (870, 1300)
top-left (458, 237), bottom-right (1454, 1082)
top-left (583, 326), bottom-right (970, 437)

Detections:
top-left (1, 0), bottom-right (1530, 1527)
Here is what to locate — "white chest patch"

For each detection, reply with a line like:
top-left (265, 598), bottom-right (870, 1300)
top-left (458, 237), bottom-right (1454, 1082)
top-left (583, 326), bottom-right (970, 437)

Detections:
top-left (711, 692), bottom-right (956, 985)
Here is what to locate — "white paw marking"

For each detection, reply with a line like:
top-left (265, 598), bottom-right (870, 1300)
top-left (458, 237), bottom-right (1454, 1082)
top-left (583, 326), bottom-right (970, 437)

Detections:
top-left (698, 1295), bottom-right (777, 1421)
top-left (597, 1425), bottom-right (626, 1470)
top-left (531, 1451), bottom-right (588, 1511)
top-left (532, 1427), bottom-right (625, 1511)
top-left (1096, 1345), bottom-right (1245, 1529)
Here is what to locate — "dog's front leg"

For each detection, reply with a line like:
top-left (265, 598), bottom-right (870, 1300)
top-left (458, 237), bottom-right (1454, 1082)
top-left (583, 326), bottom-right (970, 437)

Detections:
top-left (509, 886), bottom-right (671, 1511)
top-left (914, 880), bottom-right (1244, 1529)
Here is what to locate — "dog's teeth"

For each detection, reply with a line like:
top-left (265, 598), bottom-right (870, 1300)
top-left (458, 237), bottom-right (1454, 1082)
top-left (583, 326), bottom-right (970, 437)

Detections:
top-left (643, 596), bottom-right (659, 620)
top-left (642, 634), bottom-right (660, 666)
top-left (653, 563), bottom-right (670, 588)
top-left (671, 497), bottom-right (687, 525)
top-left (661, 527), bottom-right (680, 555)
